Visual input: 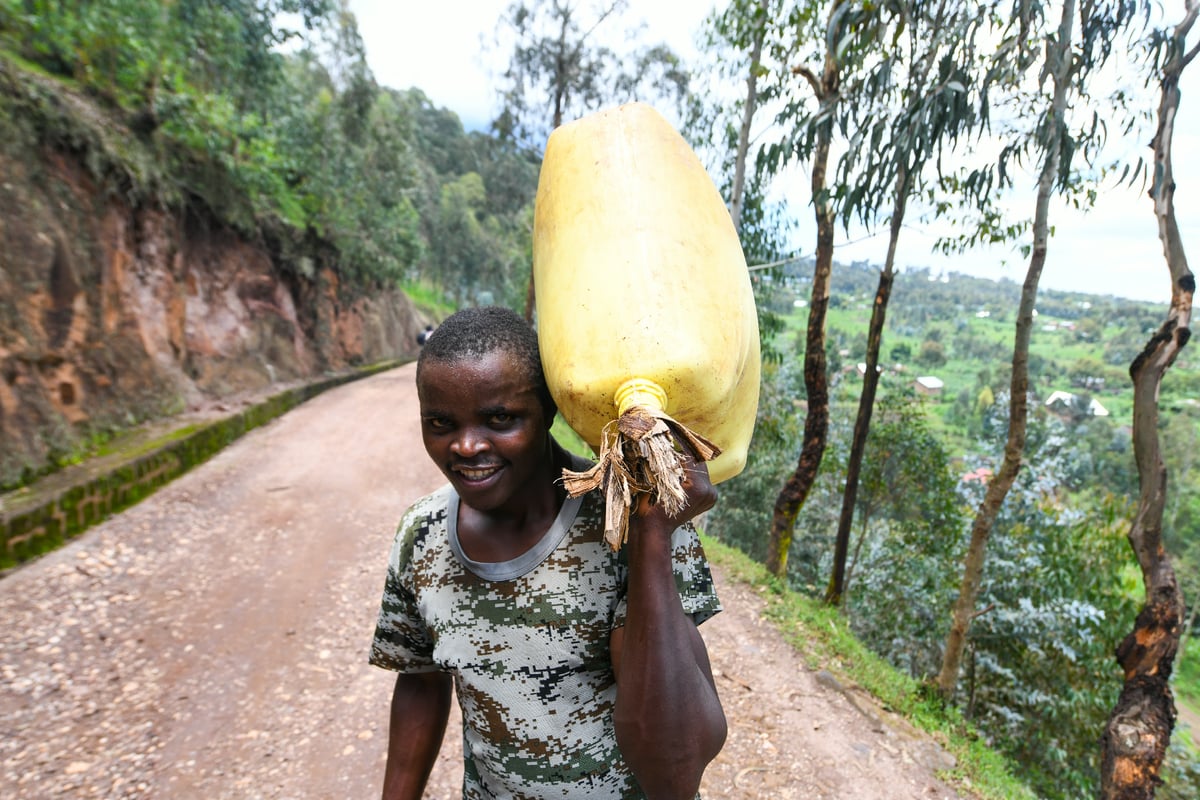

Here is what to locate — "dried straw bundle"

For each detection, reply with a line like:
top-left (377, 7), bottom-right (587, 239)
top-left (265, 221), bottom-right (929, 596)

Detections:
top-left (561, 405), bottom-right (720, 550)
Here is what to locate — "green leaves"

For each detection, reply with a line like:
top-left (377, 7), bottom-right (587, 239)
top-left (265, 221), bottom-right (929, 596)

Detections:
top-left (0, 2), bottom-right (542, 291)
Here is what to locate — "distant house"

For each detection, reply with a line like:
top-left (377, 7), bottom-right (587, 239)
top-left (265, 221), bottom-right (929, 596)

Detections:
top-left (962, 466), bottom-right (993, 484)
top-left (1045, 390), bottom-right (1109, 417)
top-left (856, 362), bottom-right (883, 377)
top-left (914, 375), bottom-right (944, 396)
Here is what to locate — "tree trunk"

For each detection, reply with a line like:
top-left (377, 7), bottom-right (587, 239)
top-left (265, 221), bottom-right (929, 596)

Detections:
top-left (524, 267), bottom-right (536, 323)
top-left (844, 504), bottom-right (874, 599)
top-left (729, 0), bottom-right (769, 234)
top-left (935, 0), bottom-right (1075, 701)
top-left (1100, 4), bottom-right (1195, 795)
top-left (525, 2), bottom-right (575, 324)
top-left (826, 166), bottom-right (906, 605)
top-left (766, 42), bottom-right (839, 578)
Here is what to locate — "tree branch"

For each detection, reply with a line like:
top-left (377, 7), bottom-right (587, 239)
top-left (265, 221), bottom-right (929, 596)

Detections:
top-left (792, 64), bottom-right (823, 98)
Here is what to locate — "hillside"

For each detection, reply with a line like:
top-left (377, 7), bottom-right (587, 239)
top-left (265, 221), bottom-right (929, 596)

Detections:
top-left (709, 256), bottom-right (1200, 798)
top-left (0, 55), bottom-right (437, 490)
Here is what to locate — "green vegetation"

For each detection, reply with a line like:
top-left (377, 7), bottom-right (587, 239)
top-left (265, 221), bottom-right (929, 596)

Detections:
top-left (1182, 639), bottom-right (1200, 709)
top-left (1179, 638), bottom-right (1200, 755)
top-left (701, 536), bottom-right (1035, 800)
top-left (401, 280), bottom-right (456, 320)
top-left (711, 259), bottom-right (1200, 798)
top-left (551, 415), bottom-right (593, 458)
top-left (0, 1), bottom-right (539, 306)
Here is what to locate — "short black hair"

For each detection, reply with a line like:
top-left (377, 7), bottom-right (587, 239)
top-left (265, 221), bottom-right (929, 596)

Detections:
top-left (417, 306), bottom-right (556, 417)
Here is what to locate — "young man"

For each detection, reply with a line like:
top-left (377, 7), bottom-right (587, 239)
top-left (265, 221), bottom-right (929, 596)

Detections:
top-left (369, 306), bottom-right (727, 800)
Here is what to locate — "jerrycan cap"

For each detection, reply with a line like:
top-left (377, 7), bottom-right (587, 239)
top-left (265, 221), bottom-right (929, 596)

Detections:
top-left (614, 378), bottom-right (668, 416)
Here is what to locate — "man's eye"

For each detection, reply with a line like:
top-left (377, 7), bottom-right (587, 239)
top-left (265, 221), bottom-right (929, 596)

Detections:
top-left (426, 417), bottom-right (453, 431)
top-left (490, 413), bottom-right (515, 426)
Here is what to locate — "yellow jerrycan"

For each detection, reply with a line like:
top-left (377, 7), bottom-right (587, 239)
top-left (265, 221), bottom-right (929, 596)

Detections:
top-left (532, 102), bottom-right (760, 549)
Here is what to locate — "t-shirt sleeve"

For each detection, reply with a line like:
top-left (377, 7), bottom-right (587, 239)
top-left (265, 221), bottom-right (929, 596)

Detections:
top-left (613, 520), bottom-right (722, 628)
top-left (368, 505), bottom-right (440, 673)
top-left (669, 520), bottom-right (722, 625)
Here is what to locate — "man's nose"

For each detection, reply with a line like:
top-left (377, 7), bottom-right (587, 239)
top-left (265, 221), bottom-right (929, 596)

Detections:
top-left (451, 428), bottom-right (490, 457)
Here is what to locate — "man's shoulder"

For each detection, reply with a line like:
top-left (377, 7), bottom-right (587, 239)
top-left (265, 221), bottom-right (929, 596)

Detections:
top-left (388, 485), bottom-right (454, 568)
top-left (400, 484), bottom-right (454, 526)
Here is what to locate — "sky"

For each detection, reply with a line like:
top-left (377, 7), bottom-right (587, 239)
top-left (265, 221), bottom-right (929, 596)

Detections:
top-left (346, 0), bottom-right (1198, 305)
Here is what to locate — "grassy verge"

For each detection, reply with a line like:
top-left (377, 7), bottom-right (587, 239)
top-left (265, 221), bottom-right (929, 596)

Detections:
top-left (1178, 636), bottom-right (1199, 702)
top-left (698, 536), bottom-right (1034, 800)
top-left (1177, 636), bottom-right (1200, 753)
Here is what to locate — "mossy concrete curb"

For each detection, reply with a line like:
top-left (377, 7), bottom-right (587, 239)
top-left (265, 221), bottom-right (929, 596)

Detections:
top-left (0, 360), bottom-right (408, 574)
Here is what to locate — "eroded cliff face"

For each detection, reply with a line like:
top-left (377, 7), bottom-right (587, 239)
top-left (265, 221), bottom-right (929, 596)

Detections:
top-left (0, 147), bottom-right (428, 487)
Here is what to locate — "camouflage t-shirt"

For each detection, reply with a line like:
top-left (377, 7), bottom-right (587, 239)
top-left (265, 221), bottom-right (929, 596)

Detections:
top-left (369, 478), bottom-right (722, 800)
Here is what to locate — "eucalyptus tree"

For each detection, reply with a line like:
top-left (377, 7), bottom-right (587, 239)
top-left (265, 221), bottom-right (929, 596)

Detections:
top-left (824, 0), bottom-right (990, 606)
top-left (682, 0), bottom-right (798, 554)
top-left (688, 0), bottom-right (792, 367)
top-left (488, 0), bottom-right (689, 319)
top-left (757, 0), bottom-right (910, 578)
top-left (1101, 2), bottom-right (1197, 796)
top-left (936, 0), bottom-right (1146, 702)
top-left (694, 0), bottom-right (777, 233)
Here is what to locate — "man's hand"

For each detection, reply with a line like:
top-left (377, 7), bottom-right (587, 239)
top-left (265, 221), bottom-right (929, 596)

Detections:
top-left (633, 439), bottom-right (717, 529)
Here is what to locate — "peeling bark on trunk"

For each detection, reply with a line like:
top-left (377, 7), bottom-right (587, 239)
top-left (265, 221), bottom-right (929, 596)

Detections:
top-left (767, 217), bottom-right (832, 577)
top-left (766, 43), bottom-right (838, 577)
top-left (935, 0), bottom-right (1075, 701)
top-left (1100, 3), bottom-right (1195, 795)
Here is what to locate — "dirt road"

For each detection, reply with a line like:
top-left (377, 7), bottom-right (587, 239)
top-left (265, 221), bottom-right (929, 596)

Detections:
top-left (0, 364), bottom-right (966, 799)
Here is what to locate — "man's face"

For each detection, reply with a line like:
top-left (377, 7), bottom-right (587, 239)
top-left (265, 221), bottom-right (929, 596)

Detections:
top-left (417, 349), bottom-right (553, 514)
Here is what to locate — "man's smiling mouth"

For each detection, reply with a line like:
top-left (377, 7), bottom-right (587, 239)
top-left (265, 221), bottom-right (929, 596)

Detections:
top-left (455, 464), bottom-right (502, 481)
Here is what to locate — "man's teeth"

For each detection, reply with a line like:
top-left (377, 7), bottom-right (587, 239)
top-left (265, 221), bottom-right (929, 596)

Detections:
top-left (460, 466), bottom-right (499, 480)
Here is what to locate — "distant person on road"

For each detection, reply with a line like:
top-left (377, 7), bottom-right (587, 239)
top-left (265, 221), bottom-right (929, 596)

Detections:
top-left (369, 305), bottom-right (726, 800)
top-left (415, 324), bottom-right (435, 347)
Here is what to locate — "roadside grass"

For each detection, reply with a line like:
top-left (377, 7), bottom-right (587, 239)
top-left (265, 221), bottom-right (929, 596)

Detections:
top-left (1179, 637), bottom-right (1199, 704)
top-left (699, 536), bottom-right (1035, 800)
top-left (1177, 636), bottom-right (1200, 753)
